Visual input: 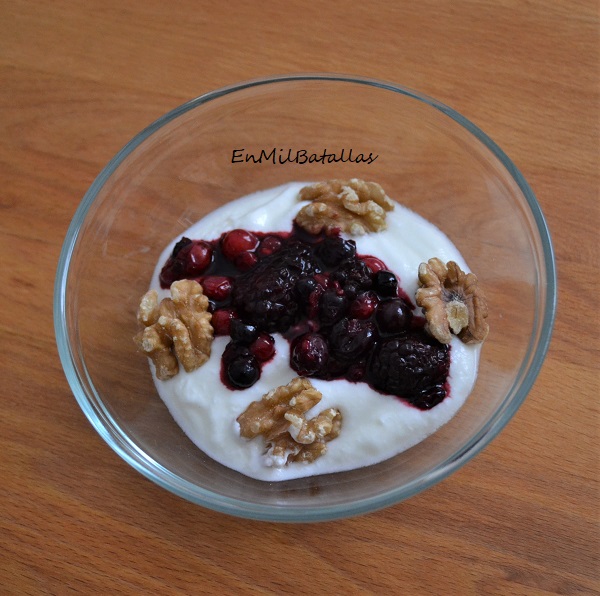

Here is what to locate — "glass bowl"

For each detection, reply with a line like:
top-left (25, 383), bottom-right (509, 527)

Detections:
top-left (54, 74), bottom-right (556, 522)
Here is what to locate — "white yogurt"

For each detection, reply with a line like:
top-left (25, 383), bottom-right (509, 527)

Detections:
top-left (148, 182), bottom-right (481, 481)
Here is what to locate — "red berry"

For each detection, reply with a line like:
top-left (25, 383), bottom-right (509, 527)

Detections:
top-left (307, 288), bottom-right (322, 319)
top-left (291, 333), bottom-right (329, 376)
top-left (200, 276), bottom-right (232, 301)
top-left (313, 273), bottom-right (330, 289)
top-left (211, 308), bottom-right (236, 335)
top-left (186, 241), bottom-right (212, 275)
top-left (349, 291), bottom-right (379, 319)
top-left (362, 256), bottom-right (386, 273)
top-left (250, 333), bottom-right (276, 362)
top-left (257, 236), bottom-right (282, 257)
top-left (221, 229), bottom-right (259, 261)
top-left (235, 251), bottom-right (258, 271)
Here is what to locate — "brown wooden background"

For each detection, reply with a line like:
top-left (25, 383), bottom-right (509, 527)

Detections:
top-left (1, 1), bottom-right (598, 594)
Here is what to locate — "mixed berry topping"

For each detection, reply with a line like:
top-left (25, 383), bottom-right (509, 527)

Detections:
top-left (159, 226), bottom-right (450, 409)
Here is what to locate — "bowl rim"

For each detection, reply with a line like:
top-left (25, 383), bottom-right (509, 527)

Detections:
top-left (54, 73), bottom-right (557, 522)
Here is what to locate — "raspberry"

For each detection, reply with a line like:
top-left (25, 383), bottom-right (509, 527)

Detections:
top-left (368, 333), bottom-right (450, 409)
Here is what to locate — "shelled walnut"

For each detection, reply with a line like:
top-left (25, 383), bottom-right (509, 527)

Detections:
top-left (134, 279), bottom-right (214, 380)
top-left (237, 377), bottom-right (342, 466)
top-left (295, 179), bottom-right (395, 235)
top-left (415, 257), bottom-right (489, 345)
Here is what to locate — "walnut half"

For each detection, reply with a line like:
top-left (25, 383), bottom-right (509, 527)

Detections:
top-left (237, 377), bottom-right (342, 466)
top-left (415, 258), bottom-right (489, 344)
top-left (295, 179), bottom-right (395, 235)
top-left (134, 279), bottom-right (214, 380)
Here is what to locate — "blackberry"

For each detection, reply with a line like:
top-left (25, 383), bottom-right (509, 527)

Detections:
top-left (368, 333), bottom-right (450, 409)
top-left (331, 258), bottom-right (373, 292)
top-left (296, 277), bottom-right (319, 301)
top-left (329, 318), bottom-right (376, 362)
top-left (232, 241), bottom-right (321, 332)
top-left (319, 289), bottom-right (348, 326)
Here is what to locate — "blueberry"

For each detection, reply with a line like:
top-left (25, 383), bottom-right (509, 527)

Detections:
top-left (317, 236), bottom-right (356, 267)
top-left (226, 354), bottom-right (260, 389)
top-left (373, 270), bottom-right (398, 297)
top-left (296, 277), bottom-right (319, 301)
top-left (343, 281), bottom-right (360, 300)
top-left (230, 319), bottom-right (259, 344)
top-left (319, 289), bottom-right (347, 326)
top-left (171, 237), bottom-right (192, 258)
top-left (375, 298), bottom-right (411, 334)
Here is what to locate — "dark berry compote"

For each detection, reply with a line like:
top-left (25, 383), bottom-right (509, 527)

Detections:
top-left (159, 226), bottom-right (450, 409)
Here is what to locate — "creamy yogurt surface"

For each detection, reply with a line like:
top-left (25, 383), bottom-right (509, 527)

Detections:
top-left (148, 182), bottom-right (481, 481)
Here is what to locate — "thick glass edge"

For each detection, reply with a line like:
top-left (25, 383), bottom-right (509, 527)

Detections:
top-left (53, 73), bottom-right (558, 523)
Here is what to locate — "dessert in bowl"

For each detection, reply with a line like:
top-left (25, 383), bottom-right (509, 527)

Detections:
top-left (54, 74), bottom-right (556, 521)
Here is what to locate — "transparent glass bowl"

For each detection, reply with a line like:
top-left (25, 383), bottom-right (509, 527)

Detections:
top-left (54, 74), bottom-right (556, 522)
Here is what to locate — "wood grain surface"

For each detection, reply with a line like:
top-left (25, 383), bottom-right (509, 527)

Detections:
top-left (1, 1), bottom-right (598, 594)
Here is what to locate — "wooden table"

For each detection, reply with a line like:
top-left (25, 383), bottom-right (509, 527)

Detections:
top-left (1, 1), bottom-right (597, 593)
